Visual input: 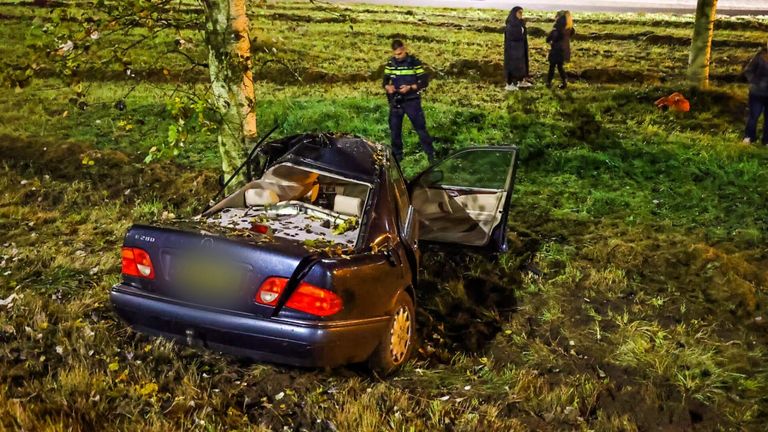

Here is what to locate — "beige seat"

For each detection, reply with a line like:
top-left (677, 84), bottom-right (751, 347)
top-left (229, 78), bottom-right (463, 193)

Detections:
top-left (244, 189), bottom-right (280, 206)
top-left (333, 195), bottom-right (362, 217)
top-left (412, 187), bottom-right (506, 246)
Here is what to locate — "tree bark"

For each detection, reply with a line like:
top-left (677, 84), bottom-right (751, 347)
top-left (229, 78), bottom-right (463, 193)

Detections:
top-left (688, 0), bottom-right (718, 88)
top-left (202, 0), bottom-right (257, 181)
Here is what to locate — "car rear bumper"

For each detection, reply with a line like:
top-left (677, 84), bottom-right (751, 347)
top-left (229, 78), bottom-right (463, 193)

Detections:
top-left (110, 284), bottom-right (388, 368)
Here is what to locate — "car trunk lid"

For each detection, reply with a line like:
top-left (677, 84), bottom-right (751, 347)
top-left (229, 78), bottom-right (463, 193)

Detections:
top-left (121, 223), bottom-right (319, 318)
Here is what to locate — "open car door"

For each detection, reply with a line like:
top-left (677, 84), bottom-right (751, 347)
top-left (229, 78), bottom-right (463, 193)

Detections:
top-left (408, 146), bottom-right (518, 253)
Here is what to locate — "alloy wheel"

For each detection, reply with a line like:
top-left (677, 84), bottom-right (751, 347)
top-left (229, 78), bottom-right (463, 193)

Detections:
top-left (389, 305), bottom-right (412, 364)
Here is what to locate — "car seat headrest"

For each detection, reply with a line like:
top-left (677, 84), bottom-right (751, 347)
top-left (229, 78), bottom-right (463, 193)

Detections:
top-left (333, 195), bottom-right (362, 217)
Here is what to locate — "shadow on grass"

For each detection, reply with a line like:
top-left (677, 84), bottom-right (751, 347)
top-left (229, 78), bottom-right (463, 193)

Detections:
top-left (0, 134), bottom-right (217, 209)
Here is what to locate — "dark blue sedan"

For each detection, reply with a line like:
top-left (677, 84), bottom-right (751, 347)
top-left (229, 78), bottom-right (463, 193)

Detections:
top-left (111, 133), bottom-right (518, 374)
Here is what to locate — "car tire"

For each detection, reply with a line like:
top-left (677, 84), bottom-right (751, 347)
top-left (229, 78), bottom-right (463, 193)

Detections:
top-left (368, 290), bottom-right (416, 376)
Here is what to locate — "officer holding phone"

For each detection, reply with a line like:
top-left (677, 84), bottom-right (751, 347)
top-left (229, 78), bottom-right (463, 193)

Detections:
top-left (383, 39), bottom-right (435, 164)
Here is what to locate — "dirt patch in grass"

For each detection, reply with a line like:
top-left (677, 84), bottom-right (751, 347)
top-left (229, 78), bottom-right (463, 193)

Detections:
top-left (300, 69), bottom-right (372, 85)
top-left (586, 372), bottom-right (719, 431)
top-left (686, 87), bottom-right (748, 122)
top-left (576, 32), bottom-right (762, 49)
top-left (572, 17), bottom-right (768, 32)
top-left (25, 66), bottom-right (210, 85)
top-left (0, 134), bottom-right (217, 208)
top-left (416, 275), bottom-right (507, 361)
top-left (576, 31), bottom-right (653, 42)
top-left (709, 73), bottom-right (747, 84)
top-left (386, 32), bottom-right (441, 44)
top-left (442, 59), bottom-right (505, 84)
top-left (261, 12), bottom-right (548, 38)
top-left (264, 12), bottom-right (349, 24)
top-left (416, 232), bottom-right (540, 363)
top-left (429, 21), bottom-right (548, 37)
top-left (578, 68), bottom-right (662, 84)
top-left (597, 237), bottom-right (766, 318)
top-left (434, 62), bottom-right (668, 86)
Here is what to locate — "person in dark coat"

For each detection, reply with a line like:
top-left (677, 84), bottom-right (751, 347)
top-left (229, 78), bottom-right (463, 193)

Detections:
top-left (743, 44), bottom-right (768, 145)
top-left (503, 6), bottom-right (531, 91)
top-left (546, 10), bottom-right (575, 89)
top-left (383, 39), bottom-right (435, 163)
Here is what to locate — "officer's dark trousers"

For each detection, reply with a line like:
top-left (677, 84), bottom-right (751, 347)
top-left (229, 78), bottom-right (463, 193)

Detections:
top-left (745, 92), bottom-right (768, 144)
top-left (389, 98), bottom-right (435, 163)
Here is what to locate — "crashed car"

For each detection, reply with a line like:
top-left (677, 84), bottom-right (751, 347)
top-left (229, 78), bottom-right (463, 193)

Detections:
top-left (111, 133), bottom-right (518, 373)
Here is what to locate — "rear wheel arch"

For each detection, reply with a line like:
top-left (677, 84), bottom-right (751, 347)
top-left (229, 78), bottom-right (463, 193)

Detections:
top-left (403, 285), bottom-right (416, 309)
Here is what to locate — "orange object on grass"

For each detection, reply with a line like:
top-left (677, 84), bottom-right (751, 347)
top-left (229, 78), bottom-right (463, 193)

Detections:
top-left (655, 92), bottom-right (690, 112)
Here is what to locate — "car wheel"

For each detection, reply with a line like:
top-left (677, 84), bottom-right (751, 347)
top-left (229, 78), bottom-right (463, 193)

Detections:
top-left (369, 290), bottom-right (416, 375)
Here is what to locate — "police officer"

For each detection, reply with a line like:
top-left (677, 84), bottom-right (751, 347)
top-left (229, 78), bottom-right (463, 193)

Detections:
top-left (383, 39), bottom-right (435, 164)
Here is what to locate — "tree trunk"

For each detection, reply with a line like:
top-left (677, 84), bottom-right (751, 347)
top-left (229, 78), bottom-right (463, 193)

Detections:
top-left (202, 0), bottom-right (257, 181)
top-left (688, 0), bottom-right (718, 88)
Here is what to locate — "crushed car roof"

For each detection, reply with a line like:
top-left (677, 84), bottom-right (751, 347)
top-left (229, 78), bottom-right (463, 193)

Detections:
top-left (268, 134), bottom-right (386, 183)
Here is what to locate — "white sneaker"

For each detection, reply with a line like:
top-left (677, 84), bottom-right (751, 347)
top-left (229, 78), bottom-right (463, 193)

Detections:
top-left (742, 137), bottom-right (752, 145)
top-left (505, 83), bottom-right (518, 91)
top-left (517, 81), bottom-right (533, 88)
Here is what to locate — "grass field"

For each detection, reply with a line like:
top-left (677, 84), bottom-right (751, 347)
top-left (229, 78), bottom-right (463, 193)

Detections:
top-left (1, 1), bottom-right (767, 430)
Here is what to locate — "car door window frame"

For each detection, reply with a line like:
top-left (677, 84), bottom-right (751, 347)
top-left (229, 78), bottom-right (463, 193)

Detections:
top-left (407, 146), bottom-right (519, 253)
top-left (388, 161), bottom-right (415, 241)
top-left (413, 147), bottom-right (516, 192)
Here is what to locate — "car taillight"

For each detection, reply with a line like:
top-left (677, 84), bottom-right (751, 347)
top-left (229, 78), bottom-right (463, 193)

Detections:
top-left (255, 277), bottom-right (343, 317)
top-left (287, 283), bottom-right (344, 317)
top-left (255, 277), bottom-right (286, 306)
top-left (121, 247), bottom-right (155, 280)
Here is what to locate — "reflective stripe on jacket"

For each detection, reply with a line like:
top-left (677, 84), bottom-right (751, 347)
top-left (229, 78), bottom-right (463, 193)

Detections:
top-left (382, 55), bottom-right (429, 101)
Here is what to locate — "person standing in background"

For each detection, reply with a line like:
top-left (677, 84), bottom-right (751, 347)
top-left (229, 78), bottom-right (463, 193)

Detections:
top-left (743, 43), bottom-right (768, 145)
top-left (504, 6), bottom-right (532, 91)
top-left (546, 10), bottom-right (575, 89)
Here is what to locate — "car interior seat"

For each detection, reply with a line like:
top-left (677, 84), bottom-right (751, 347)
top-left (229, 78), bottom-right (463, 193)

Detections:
top-left (244, 189), bottom-right (280, 207)
top-left (333, 195), bottom-right (362, 217)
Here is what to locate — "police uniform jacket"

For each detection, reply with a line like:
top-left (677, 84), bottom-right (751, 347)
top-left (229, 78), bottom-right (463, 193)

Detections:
top-left (383, 55), bottom-right (429, 102)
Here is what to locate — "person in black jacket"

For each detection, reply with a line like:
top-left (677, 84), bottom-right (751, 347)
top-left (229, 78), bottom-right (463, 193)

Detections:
top-left (504, 6), bottom-right (531, 91)
top-left (546, 10), bottom-right (575, 89)
top-left (383, 39), bottom-right (435, 163)
top-left (743, 45), bottom-right (768, 145)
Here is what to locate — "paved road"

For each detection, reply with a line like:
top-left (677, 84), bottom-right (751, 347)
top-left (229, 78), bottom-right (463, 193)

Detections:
top-left (333, 0), bottom-right (768, 15)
